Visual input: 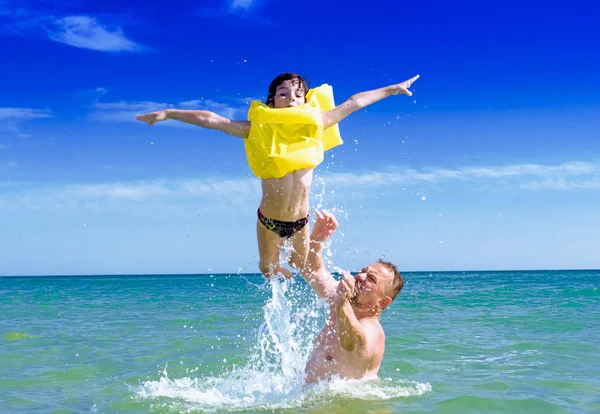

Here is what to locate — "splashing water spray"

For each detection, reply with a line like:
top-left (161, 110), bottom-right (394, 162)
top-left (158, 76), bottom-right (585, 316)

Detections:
top-left (136, 171), bottom-right (430, 410)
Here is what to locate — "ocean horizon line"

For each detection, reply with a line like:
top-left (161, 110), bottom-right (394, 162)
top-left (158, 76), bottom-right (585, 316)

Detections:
top-left (1, 268), bottom-right (599, 278)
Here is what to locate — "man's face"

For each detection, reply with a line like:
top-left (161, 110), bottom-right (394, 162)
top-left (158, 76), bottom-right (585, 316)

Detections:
top-left (350, 262), bottom-right (393, 310)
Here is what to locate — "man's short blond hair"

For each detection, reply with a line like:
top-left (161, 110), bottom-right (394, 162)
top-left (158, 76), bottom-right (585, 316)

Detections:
top-left (377, 259), bottom-right (404, 301)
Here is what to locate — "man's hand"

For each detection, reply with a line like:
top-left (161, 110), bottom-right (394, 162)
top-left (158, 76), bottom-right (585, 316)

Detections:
top-left (333, 270), bottom-right (368, 353)
top-left (301, 209), bottom-right (338, 300)
top-left (136, 110), bottom-right (169, 126)
top-left (311, 209), bottom-right (338, 243)
top-left (392, 75), bottom-right (420, 97)
top-left (334, 270), bottom-right (355, 305)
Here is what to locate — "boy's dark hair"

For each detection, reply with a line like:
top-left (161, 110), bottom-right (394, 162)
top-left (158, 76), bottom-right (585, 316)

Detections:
top-left (266, 73), bottom-right (309, 107)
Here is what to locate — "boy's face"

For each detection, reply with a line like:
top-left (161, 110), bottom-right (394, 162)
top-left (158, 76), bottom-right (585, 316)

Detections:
top-left (272, 79), bottom-right (306, 108)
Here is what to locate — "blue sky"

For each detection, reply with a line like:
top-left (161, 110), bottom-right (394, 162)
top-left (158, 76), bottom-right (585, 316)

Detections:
top-left (1, 0), bottom-right (599, 275)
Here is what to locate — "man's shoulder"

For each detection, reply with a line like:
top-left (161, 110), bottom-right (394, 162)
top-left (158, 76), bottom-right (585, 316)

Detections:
top-left (352, 318), bottom-right (384, 362)
top-left (359, 317), bottom-right (385, 342)
top-left (359, 316), bottom-right (383, 328)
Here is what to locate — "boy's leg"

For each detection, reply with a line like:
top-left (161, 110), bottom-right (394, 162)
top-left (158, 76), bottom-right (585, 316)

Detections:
top-left (288, 224), bottom-right (310, 271)
top-left (256, 220), bottom-right (292, 279)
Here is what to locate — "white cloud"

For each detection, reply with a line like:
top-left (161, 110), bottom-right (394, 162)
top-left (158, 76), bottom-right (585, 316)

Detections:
top-left (0, 108), bottom-right (50, 132)
top-left (71, 178), bottom-right (260, 201)
top-left (0, 177), bottom-right (261, 214)
top-left (90, 99), bottom-right (243, 125)
top-left (73, 182), bottom-right (173, 200)
top-left (94, 101), bottom-right (169, 112)
top-left (2, 160), bottom-right (599, 215)
top-left (179, 99), bottom-right (238, 119)
top-left (0, 107), bottom-right (51, 120)
top-left (71, 86), bottom-right (109, 104)
top-left (0, 6), bottom-right (142, 52)
top-left (197, 0), bottom-right (256, 16)
top-left (321, 161), bottom-right (600, 189)
top-left (460, 162), bottom-right (597, 178)
top-left (47, 16), bottom-right (141, 52)
top-left (197, 0), bottom-right (273, 25)
top-left (90, 101), bottom-right (172, 123)
top-left (519, 178), bottom-right (600, 190)
top-left (229, 0), bottom-right (254, 11)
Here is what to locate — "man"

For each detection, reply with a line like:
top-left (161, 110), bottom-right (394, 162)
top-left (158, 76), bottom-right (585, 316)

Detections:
top-left (301, 209), bottom-right (404, 384)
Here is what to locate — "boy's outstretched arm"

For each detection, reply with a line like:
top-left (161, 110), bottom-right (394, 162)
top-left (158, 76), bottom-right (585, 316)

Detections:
top-left (136, 109), bottom-right (250, 139)
top-left (322, 75), bottom-right (419, 130)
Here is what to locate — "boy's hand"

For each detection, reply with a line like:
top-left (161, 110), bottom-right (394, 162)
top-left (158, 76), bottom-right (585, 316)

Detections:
top-left (264, 264), bottom-right (294, 280)
top-left (393, 75), bottom-right (420, 97)
top-left (136, 110), bottom-right (169, 125)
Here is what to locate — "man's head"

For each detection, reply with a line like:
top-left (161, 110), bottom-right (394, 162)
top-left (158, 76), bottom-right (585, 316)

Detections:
top-left (350, 259), bottom-right (404, 313)
top-left (266, 72), bottom-right (308, 108)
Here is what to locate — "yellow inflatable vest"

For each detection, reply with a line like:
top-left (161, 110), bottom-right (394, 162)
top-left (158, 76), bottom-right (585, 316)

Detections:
top-left (245, 84), bottom-right (343, 179)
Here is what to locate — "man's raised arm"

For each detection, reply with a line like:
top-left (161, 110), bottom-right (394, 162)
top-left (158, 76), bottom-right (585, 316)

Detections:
top-left (301, 209), bottom-right (339, 301)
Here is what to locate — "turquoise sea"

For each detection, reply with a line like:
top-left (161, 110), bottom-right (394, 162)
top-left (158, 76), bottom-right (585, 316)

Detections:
top-left (1, 270), bottom-right (599, 413)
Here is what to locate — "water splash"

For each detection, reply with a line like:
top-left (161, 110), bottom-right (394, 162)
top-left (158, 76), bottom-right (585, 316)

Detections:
top-left (137, 279), bottom-right (430, 411)
top-left (256, 278), bottom-right (308, 384)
